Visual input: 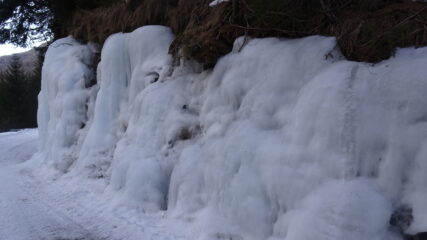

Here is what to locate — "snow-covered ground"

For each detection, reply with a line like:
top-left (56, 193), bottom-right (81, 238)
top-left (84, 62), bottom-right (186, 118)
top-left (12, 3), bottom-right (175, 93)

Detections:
top-left (0, 129), bottom-right (188, 240)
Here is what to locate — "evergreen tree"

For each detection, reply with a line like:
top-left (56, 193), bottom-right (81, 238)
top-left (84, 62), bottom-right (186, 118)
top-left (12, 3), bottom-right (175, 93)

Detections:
top-left (0, 54), bottom-right (41, 131)
top-left (0, 0), bottom-right (52, 47)
top-left (24, 49), bottom-right (43, 128)
top-left (0, 0), bottom-right (120, 47)
top-left (0, 56), bottom-right (26, 130)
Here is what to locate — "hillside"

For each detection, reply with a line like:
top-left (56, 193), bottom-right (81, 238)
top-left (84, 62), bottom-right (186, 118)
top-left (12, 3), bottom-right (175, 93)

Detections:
top-left (0, 50), bottom-right (38, 74)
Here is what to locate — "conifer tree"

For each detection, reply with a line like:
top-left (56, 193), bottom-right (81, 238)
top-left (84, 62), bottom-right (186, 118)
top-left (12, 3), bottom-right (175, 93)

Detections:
top-left (0, 50), bottom-right (43, 131)
top-left (0, 0), bottom-right (120, 47)
top-left (0, 55), bottom-right (31, 131)
top-left (24, 50), bottom-right (43, 128)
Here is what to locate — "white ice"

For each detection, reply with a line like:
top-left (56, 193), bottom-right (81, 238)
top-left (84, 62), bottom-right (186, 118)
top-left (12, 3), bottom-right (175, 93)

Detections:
top-left (34, 26), bottom-right (427, 240)
top-left (36, 37), bottom-right (95, 172)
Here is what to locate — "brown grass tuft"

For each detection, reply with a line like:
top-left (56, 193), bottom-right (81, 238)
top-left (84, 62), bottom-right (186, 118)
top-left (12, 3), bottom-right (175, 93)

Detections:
top-left (69, 0), bottom-right (427, 68)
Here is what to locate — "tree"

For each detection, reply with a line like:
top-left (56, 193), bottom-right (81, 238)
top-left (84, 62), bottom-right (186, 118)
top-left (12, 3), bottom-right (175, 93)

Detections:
top-left (0, 53), bottom-right (42, 131)
top-left (0, 55), bottom-right (27, 130)
top-left (0, 0), bottom-right (120, 47)
top-left (24, 47), bottom-right (43, 128)
top-left (0, 51), bottom-right (44, 132)
top-left (0, 0), bottom-right (52, 47)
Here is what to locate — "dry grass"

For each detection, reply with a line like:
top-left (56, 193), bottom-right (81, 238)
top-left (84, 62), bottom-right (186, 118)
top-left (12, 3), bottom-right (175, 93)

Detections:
top-left (69, 0), bottom-right (427, 68)
top-left (69, 0), bottom-right (171, 43)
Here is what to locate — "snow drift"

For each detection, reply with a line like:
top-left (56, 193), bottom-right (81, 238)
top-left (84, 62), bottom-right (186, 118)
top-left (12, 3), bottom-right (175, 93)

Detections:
top-left (36, 26), bottom-right (427, 239)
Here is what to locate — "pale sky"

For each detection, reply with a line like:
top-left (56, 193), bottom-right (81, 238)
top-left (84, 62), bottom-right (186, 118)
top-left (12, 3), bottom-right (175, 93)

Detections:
top-left (0, 44), bottom-right (31, 57)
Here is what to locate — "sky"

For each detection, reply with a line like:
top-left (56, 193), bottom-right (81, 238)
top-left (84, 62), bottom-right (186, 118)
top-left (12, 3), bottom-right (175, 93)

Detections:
top-left (0, 44), bottom-right (31, 57)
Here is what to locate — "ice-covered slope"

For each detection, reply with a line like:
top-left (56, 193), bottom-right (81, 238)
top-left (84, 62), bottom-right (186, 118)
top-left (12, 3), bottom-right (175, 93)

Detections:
top-left (35, 26), bottom-right (427, 240)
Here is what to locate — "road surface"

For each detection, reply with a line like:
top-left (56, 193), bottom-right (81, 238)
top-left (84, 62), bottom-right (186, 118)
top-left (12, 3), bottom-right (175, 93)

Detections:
top-left (0, 129), bottom-right (184, 240)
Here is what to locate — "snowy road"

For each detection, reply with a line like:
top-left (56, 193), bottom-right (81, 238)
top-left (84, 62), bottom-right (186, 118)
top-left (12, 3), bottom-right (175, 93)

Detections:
top-left (0, 129), bottom-right (184, 240)
top-left (0, 129), bottom-right (96, 240)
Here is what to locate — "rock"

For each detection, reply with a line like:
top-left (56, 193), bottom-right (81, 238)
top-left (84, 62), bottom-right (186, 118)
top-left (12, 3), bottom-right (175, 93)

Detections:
top-left (390, 205), bottom-right (413, 234)
top-left (405, 232), bottom-right (427, 240)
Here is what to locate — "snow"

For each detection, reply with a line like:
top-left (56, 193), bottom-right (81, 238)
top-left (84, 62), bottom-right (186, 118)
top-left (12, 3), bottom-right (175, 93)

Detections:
top-left (32, 25), bottom-right (427, 240)
top-left (0, 129), bottom-right (38, 164)
top-left (285, 179), bottom-right (391, 240)
top-left (0, 129), bottom-right (187, 240)
top-left (209, 0), bottom-right (230, 6)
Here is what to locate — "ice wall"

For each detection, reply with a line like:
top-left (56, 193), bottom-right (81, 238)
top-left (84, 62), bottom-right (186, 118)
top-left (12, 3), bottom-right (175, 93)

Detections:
top-left (76, 26), bottom-right (183, 211)
top-left (37, 37), bottom-right (94, 171)
top-left (38, 26), bottom-right (427, 240)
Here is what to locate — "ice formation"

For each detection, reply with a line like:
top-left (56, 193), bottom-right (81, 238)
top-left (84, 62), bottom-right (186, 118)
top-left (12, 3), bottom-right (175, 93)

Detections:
top-left (36, 25), bottom-right (427, 239)
top-left (37, 37), bottom-right (94, 171)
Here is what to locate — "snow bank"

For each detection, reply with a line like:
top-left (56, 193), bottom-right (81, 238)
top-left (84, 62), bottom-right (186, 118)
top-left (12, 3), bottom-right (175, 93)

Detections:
top-left (37, 26), bottom-right (427, 239)
top-left (0, 129), bottom-right (38, 164)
